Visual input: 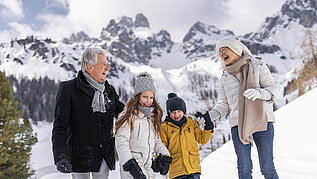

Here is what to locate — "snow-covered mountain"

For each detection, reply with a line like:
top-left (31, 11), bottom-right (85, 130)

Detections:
top-left (30, 80), bottom-right (317, 179)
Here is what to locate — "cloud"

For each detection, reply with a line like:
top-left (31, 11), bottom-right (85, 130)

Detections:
top-left (0, 22), bottom-right (33, 42)
top-left (220, 0), bottom-right (286, 35)
top-left (0, 30), bottom-right (12, 42)
top-left (0, 0), bottom-right (24, 20)
top-left (9, 22), bottom-right (34, 37)
top-left (0, 0), bottom-right (287, 43)
top-left (45, 0), bottom-right (68, 10)
top-left (32, 0), bottom-right (230, 42)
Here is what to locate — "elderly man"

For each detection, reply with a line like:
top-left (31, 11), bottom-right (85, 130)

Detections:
top-left (52, 48), bottom-right (124, 179)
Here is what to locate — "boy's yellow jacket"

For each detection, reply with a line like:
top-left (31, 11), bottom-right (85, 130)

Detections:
top-left (160, 116), bottom-right (213, 178)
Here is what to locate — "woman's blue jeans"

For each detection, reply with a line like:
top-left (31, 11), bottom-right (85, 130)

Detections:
top-left (231, 122), bottom-right (279, 179)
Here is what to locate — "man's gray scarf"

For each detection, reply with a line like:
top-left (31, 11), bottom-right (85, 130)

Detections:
top-left (138, 105), bottom-right (154, 118)
top-left (83, 72), bottom-right (107, 113)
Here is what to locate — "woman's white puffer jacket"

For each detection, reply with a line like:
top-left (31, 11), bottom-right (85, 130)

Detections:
top-left (115, 111), bottom-right (170, 179)
top-left (213, 58), bottom-right (280, 128)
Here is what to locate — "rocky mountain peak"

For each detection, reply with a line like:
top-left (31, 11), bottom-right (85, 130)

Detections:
top-left (62, 31), bottom-right (93, 44)
top-left (281, 0), bottom-right (317, 28)
top-left (183, 22), bottom-right (234, 43)
top-left (134, 13), bottom-right (150, 28)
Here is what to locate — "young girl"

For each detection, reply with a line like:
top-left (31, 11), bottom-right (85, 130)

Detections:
top-left (115, 72), bottom-right (172, 179)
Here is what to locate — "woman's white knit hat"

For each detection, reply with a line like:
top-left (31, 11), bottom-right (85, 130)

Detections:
top-left (216, 38), bottom-right (252, 57)
top-left (133, 72), bottom-right (156, 96)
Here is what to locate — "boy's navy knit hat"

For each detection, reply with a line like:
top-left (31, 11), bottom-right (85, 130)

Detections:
top-left (166, 93), bottom-right (186, 116)
top-left (133, 72), bottom-right (156, 96)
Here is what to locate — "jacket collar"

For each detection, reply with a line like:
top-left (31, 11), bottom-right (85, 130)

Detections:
top-left (164, 116), bottom-right (187, 128)
top-left (76, 70), bottom-right (110, 97)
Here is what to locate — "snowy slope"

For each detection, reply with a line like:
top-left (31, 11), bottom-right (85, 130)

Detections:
top-left (201, 87), bottom-right (317, 179)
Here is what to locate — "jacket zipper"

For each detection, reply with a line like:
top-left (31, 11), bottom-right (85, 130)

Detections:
top-left (137, 123), bottom-right (141, 140)
top-left (144, 117), bottom-right (151, 177)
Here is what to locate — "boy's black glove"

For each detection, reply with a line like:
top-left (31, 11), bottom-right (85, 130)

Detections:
top-left (123, 158), bottom-right (146, 179)
top-left (160, 155), bottom-right (172, 175)
top-left (56, 159), bottom-right (72, 173)
top-left (195, 111), bottom-right (214, 131)
top-left (152, 154), bottom-right (172, 175)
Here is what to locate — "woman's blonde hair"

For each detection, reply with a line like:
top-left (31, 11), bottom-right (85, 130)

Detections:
top-left (115, 93), bottom-right (163, 136)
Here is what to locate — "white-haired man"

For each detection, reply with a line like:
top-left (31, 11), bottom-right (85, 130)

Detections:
top-left (52, 48), bottom-right (124, 179)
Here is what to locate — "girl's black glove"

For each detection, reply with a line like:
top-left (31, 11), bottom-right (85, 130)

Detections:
top-left (123, 158), bottom-right (146, 179)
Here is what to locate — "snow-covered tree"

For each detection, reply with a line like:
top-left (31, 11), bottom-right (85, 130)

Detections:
top-left (0, 71), bottom-right (37, 178)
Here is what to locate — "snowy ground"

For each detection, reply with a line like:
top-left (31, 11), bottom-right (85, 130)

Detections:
top-left (31, 87), bottom-right (317, 179)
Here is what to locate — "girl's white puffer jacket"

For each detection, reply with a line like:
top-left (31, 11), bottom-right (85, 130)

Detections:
top-left (115, 110), bottom-right (170, 179)
top-left (213, 58), bottom-right (280, 128)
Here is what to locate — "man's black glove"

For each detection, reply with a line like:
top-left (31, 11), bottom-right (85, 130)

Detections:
top-left (123, 158), bottom-right (146, 179)
top-left (56, 159), bottom-right (72, 173)
top-left (195, 111), bottom-right (214, 131)
top-left (159, 155), bottom-right (172, 175)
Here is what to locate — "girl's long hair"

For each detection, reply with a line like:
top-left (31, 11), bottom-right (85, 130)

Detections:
top-left (115, 93), bottom-right (163, 136)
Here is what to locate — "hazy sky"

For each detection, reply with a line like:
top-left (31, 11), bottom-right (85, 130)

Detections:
top-left (0, 0), bottom-right (287, 43)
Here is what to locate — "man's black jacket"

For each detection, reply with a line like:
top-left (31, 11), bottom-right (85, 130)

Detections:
top-left (52, 70), bottom-right (124, 172)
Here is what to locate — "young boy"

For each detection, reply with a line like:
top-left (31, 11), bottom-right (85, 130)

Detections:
top-left (160, 93), bottom-right (214, 179)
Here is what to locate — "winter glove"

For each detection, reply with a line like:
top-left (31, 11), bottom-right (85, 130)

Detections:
top-left (151, 154), bottom-right (163, 173)
top-left (195, 111), bottom-right (214, 131)
top-left (243, 88), bottom-right (272, 101)
top-left (56, 159), bottom-right (72, 173)
top-left (243, 89), bottom-right (261, 101)
top-left (159, 155), bottom-right (172, 175)
top-left (123, 158), bottom-right (146, 179)
top-left (194, 115), bottom-right (205, 129)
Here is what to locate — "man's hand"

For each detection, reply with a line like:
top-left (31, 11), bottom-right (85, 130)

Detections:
top-left (56, 159), bottom-right (72, 173)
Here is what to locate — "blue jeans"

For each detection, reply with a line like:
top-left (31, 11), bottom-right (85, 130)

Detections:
top-left (231, 122), bottom-right (278, 179)
top-left (173, 172), bottom-right (200, 179)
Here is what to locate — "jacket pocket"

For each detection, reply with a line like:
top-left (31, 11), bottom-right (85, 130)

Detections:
top-left (131, 150), bottom-right (144, 165)
top-left (188, 150), bottom-right (200, 169)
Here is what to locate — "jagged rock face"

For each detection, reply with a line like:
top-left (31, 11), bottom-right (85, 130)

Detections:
top-left (182, 22), bottom-right (234, 60)
top-left (243, 0), bottom-right (317, 48)
top-left (100, 16), bottom-right (133, 39)
top-left (134, 13), bottom-right (150, 28)
top-left (240, 40), bottom-right (281, 55)
top-left (243, 16), bottom-right (285, 42)
top-left (99, 14), bottom-right (173, 64)
top-left (62, 31), bottom-right (93, 44)
top-left (282, 0), bottom-right (317, 28)
top-left (13, 36), bottom-right (55, 60)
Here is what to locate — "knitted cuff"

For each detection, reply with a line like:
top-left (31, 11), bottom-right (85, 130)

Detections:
top-left (208, 109), bottom-right (221, 121)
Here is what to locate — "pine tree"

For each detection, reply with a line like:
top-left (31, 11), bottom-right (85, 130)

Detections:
top-left (0, 71), bottom-right (37, 179)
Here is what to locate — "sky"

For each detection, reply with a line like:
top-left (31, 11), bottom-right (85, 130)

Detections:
top-left (31, 82), bottom-right (317, 179)
top-left (0, 0), bottom-right (287, 43)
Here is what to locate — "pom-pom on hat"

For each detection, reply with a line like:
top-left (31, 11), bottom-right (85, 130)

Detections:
top-left (133, 72), bottom-right (156, 96)
top-left (166, 93), bottom-right (186, 116)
